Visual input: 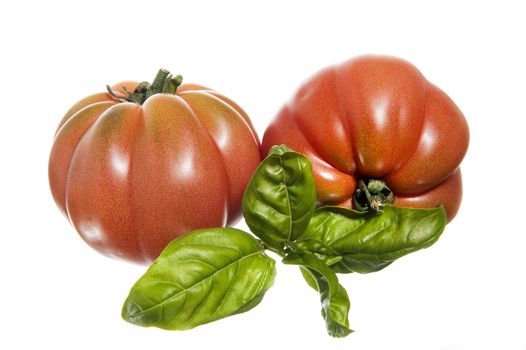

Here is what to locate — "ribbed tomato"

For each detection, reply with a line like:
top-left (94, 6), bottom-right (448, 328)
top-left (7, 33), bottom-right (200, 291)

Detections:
top-left (49, 70), bottom-right (261, 264)
top-left (262, 55), bottom-right (469, 222)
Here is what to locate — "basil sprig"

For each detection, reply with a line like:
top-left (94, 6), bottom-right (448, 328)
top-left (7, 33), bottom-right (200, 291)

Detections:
top-left (122, 145), bottom-right (447, 337)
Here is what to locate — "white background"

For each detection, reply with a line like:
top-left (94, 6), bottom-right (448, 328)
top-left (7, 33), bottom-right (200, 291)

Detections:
top-left (1, 1), bottom-right (525, 349)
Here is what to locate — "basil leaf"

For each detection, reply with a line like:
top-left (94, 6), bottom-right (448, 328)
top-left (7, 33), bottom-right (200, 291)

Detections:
top-left (296, 205), bottom-right (447, 273)
top-left (283, 249), bottom-right (352, 337)
top-left (242, 145), bottom-right (316, 251)
top-left (122, 228), bottom-right (276, 330)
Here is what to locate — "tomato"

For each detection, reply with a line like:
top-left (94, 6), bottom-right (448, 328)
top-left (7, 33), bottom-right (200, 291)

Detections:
top-left (49, 70), bottom-right (261, 264)
top-left (262, 55), bottom-right (469, 222)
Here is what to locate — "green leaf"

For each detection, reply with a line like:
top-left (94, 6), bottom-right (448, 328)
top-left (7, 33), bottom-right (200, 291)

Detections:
top-left (242, 145), bottom-right (316, 251)
top-left (283, 249), bottom-right (352, 338)
top-left (122, 228), bottom-right (276, 330)
top-left (296, 205), bottom-right (447, 273)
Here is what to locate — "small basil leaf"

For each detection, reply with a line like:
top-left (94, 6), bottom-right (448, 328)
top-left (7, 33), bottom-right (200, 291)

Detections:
top-left (283, 249), bottom-right (352, 338)
top-left (122, 228), bottom-right (276, 330)
top-left (242, 145), bottom-right (316, 251)
top-left (296, 205), bottom-right (447, 273)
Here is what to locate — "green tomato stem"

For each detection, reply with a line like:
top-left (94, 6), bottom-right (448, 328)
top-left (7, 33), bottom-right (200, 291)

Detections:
top-left (352, 179), bottom-right (395, 212)
top-left (105, 85), bottom-right (130, 102)
top-left (105, 69), bottom-right (184, 105)
top-left (151, 68), bottom-right (170, 94)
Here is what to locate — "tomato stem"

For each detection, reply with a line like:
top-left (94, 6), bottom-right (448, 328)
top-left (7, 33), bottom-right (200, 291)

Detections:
top-left (105, 85), bottom-right (130, 102)
top-left (353, 179), bottom-right (394, 212)
top-left (151, 68), bottom-right (170, 94)
top-left (162, 74), bottom-right (183, 94)
top-left (106, 69), bottom-right (184, 105)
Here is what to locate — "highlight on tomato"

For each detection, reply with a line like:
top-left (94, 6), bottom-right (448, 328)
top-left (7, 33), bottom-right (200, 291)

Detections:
top-left (262, 55), bottom-right (469, 222)
top-left (49, 69), bottom-right (261, 264)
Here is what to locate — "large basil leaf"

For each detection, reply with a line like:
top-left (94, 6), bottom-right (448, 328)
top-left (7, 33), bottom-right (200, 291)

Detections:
top-left (242, 145), bottom-right (316, 251)
top-left (122, 228), bottom-right (276, 330)
top-left (283, 249), bottom-right (352, 338)
top-left (296, 205), bottom-right (447, 273)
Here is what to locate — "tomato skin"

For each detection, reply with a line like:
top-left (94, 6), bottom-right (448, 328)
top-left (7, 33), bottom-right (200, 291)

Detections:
top-left (49, 81), bottom-right (261, 264)
top-left (262, 55), bottom-right (469, 222)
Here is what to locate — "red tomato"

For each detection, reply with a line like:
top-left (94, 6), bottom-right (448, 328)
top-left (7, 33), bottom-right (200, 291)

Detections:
top-left (262, 55), bottom-right (469, 222)
top-left (49, 70), bottom-right (261, 263)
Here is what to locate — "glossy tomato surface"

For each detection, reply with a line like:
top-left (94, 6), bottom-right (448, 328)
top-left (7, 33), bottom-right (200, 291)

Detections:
top-left (262, 55), bottom-right (469, 221)
top-left (49, 80), bottom-right (261, 264)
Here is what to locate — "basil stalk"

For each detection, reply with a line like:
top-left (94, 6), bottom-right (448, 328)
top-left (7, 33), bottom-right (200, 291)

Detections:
top-left (122, 228), bottom-right (276, 330)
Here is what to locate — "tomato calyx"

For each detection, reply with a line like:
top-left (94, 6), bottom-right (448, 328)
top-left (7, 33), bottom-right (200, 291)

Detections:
top-left (353, 179), bottom-right (395, 212)
top-left (106, 68), bottom-right (183, 105)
